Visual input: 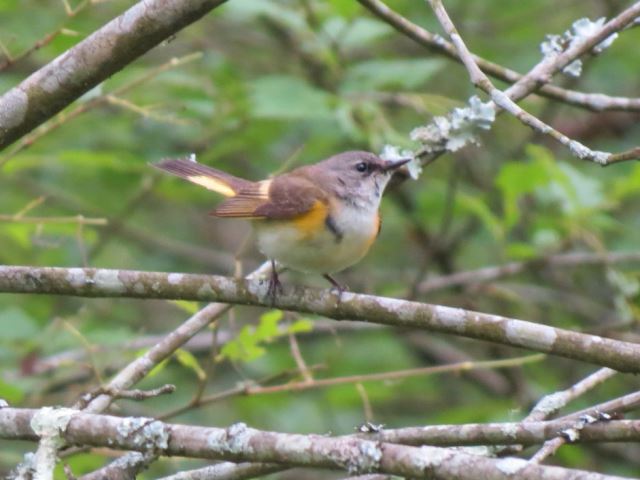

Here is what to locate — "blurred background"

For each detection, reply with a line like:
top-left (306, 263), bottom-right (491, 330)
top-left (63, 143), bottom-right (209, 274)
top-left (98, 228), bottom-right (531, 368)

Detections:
top-left (1, 0), bottom-right (640, 477)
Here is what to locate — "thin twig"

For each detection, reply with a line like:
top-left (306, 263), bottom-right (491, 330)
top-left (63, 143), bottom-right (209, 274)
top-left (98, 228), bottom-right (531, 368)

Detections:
top-left (0, 0), bottom-right (228, 150)
top-left (288, 331), bottom-right (314, 383)
top-left (355, 383), bottom-right (374, 422)
top-left (0, 214), bottom-right (107, 225)
top-left (79, 384), bottom-right (176, 406)
top-left (357, 0), bottom-right (640, 112)
top-left (526, 383), bottom-right (639, 462)
top-left (155, 462), bottom-right (284, 480)
top-left (526, 368), bottom-right (618, 423)
top-left (418, 251), bottom-right (640, 293)
top-left (243, 355), bottom-right (545, 396)
top-left (0, 29), bottom-right (66, 72)
top-left (498, 367), bottom-right (618, 457)
top-left (0, 52), bottom-right (203, 165)
top-left (427, 0), bottom-right (640, 165)
top-left (158, 365), bottom-right (327, 420)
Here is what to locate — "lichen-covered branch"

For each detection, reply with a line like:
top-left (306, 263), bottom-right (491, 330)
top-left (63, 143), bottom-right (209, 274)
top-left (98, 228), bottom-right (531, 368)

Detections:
top-left (400, 0), bottom-right (640, 167)
top-left (526, 368), bottom-right (617, 423)
top-left (358, 418), bottom-right (640, 447)
top-left (0, 0), bottom-right (227, 150)
top-left (357, 0), bottom-right (640, 113)
top-left (502, 2), bottom-right (640, 104)
top-left (0, 407), bottom-right (630, 480)
top-left (156, 462), bottom-right (284, 480)
top-left (426, 0), bottom-right (640, 165)
top-left (1, 265), bottom-right (640, 372)
top-left (79, 452), bottom-right (157, 480)
top-left (560, 391), bottom-right (640, 423)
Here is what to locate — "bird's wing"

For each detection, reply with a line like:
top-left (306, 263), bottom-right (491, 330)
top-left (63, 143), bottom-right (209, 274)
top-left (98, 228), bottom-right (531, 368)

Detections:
top-left (213, 174), bottom-right (330, 225)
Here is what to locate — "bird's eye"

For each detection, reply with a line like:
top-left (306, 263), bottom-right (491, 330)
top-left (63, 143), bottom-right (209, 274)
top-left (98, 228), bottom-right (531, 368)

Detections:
top-left (355, 162), bottom-right (368, 172)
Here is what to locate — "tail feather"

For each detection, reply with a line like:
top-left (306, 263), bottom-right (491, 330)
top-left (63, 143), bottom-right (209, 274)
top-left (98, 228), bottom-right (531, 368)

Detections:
top-left (152, 157), bottom-right (250, 197)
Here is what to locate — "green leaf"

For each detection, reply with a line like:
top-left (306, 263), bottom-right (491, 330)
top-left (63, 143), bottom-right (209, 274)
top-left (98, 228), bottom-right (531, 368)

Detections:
top-left (532, 228), bottom-right (561, 251)
top-left (387, 93), bottom-right (463, 116)
top-left (287, 318), bottom-right (313, 334)
top-left (0, 225), bottom-right (32, 249)
top-left (146, 356), bottom-right (170, 378)
top-left (0, 308), bottom-right (38, 342)
top-left (496, 147), bottom-right (553, 228)
top-left (219, 325), bottom-right (267, 362)
top-left (505, 242), bottom-right (538, 260)
top-left (341, 58), bottom-right (444, 92)
top-left (218, 310), bottom-right (294, 363)
top-left (326, 0), bottom-right (360, 18)
top-left (169, 300), bottom-right (201, 315)
top-left (254, 310), bottom-right (283, 338)
top-left (324, 17), bottom-right (393, 50)
top-left (457, 192), bottom-right (504, 240)
top-left (556, 163), bottom-right (604, 213)
top-left (221, 2), bottom-right (306, 32)
top-left (175, 349), bottom-right (206, 380)
top-left (612, 163), bottom-right (640, 200)
top-left (0, 376), bottom-right (24, 404)
top-left (251, 75), bottom-right (334, 120)
top-left (58, 453), bottom-right (107, 478)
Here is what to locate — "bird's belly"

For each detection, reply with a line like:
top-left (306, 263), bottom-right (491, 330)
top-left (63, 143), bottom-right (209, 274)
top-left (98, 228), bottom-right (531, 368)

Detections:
top-left (254, 209), bottom-right (378, 274)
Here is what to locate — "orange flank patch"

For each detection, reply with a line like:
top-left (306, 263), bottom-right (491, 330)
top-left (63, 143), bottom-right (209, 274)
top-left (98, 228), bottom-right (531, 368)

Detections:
top-left (364, 213), bottom-right (381, 251)
top-left (292, 200), bottom-right (329, 238)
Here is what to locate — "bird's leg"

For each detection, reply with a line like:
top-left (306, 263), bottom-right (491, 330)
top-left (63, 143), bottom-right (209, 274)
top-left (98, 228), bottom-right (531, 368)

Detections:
top-left (267, 259), bottom-right (283, 304)
top-left (323, 273), bottom-right (348, 299)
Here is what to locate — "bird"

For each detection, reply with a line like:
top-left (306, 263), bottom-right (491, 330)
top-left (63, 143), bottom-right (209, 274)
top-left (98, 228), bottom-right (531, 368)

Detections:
top-left (153, 151), bottom-right (409, 299)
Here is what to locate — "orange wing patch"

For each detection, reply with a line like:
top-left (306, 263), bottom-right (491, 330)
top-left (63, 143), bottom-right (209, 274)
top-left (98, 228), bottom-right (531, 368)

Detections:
top-left (292, 200), bottom-right (329, 238)
top-left (211, 180), bottom-right (272, 218)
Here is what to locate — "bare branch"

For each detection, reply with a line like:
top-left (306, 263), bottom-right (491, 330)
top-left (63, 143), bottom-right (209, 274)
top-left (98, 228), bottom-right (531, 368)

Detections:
top-left (527, 368), bottom-right (617, 423)
top-left (0, 29), bottom-right (65, 72)
top-left (1, 266), bottom-right (640, 372)
top-left (79, 384), bottom-right (176, 406)
top-left (0, 214), bottom-right (107, 226)
top-left (418, 251), bottom-right (640, 293)
top-left (156, 462), bottom-right (284, 480)
top-left (358, 418), bottom-right (640, 447)
top-left (1, 52), bottom-right (202, 164)
top-left (560, 391), bottom-right (640, 423)
top-left (0, 0), bottom-right (227, 151)
top-left (426, 0), bottom-right (640, 165)
top-left (0, 407), bottom-right (630, 479)
top-left (241, 355), bottom-right (544, 396)
top-left (79, 452), bottom-right (157, 480)
top-left (357, 0), bottom-right (640, 112)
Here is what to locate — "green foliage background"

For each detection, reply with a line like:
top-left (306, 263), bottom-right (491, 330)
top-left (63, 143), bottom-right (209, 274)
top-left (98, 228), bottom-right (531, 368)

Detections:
top-left (1, 0), bottom-right (640, 477)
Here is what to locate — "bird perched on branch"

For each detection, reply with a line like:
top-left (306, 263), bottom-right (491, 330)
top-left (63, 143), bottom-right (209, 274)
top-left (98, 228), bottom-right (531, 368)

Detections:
top-left (153, 151), bottom-right (409, 299)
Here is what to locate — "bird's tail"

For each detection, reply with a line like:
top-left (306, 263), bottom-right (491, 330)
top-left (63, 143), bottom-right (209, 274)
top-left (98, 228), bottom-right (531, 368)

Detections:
top-left (152, 157), bottom-right (251, 197)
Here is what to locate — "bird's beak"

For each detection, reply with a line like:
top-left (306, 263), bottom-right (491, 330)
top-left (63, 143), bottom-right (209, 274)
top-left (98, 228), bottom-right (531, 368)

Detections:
top-left (382, 158), bottom-right (411, 172)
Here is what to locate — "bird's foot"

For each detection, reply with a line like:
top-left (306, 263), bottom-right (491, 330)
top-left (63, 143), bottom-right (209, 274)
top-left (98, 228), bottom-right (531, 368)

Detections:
top-left (267, 260), bottom-right (284, 305)
top-left (323, 273), bottom-right (348, 302)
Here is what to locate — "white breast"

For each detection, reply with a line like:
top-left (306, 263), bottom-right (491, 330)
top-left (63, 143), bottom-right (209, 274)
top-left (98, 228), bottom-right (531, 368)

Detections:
top-left (254, 204), bottom-right (379, 274)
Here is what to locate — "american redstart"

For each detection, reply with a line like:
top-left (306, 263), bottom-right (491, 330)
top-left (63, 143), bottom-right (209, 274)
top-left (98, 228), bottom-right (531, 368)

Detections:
top-left (153, 151), bottom-right (409, 296)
